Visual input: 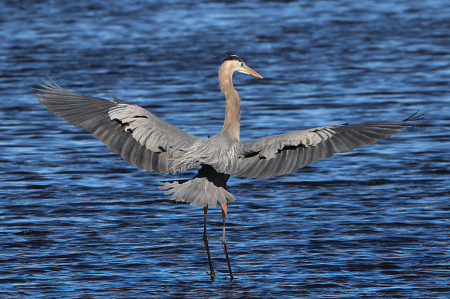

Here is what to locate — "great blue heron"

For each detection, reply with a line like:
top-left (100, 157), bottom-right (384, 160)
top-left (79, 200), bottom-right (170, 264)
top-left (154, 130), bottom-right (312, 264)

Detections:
top-left (35, 55), bottom-right (420, 280)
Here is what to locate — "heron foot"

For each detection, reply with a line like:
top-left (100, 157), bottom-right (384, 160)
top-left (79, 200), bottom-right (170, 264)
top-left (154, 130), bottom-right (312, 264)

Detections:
top-left (206, 272), bottom-right (216, 280)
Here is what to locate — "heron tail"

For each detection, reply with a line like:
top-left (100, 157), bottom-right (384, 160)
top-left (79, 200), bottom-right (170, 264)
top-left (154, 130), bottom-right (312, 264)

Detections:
top-left (159, 165), bottom-right (235, 208)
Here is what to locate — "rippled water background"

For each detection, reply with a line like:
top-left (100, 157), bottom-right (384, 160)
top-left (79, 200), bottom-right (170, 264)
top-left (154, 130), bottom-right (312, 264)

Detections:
top-left (1, 0), bottom-right (449, 298)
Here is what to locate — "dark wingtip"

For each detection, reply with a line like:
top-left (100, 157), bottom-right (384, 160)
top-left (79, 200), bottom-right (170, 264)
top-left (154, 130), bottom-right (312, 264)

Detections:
top-left (33, 75), bottom-right (60, 92)
top-left (403, 111), bottom-right (424, 122)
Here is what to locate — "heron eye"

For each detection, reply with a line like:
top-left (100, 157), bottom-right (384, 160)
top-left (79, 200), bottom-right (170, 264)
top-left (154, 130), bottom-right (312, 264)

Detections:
top-left (241, 62), bottom-right (244, 67)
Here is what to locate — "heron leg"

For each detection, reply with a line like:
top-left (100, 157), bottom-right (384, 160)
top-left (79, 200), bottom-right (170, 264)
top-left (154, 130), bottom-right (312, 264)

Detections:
top-left (221, 202), bottom-right (234, 280)
top-left (203, 207), bottom-right (216, 280)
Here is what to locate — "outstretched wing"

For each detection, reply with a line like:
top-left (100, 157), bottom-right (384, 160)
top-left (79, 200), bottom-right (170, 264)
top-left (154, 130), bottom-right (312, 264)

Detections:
top-left (227, 113), bottom-right (421, 179)
top-left (35, 78), bottom-right (200, 174)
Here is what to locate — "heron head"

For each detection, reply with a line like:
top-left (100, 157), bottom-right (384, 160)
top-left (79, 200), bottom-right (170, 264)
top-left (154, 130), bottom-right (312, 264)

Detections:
top-left (222, 55), bottom-right (263, 79)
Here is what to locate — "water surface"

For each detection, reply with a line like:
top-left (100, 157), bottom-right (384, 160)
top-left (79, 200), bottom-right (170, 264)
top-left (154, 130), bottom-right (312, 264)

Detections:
top-left (1, 0), bottom-right (449, 298)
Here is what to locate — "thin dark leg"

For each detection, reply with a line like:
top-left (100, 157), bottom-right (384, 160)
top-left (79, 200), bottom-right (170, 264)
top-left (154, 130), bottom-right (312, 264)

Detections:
top-left (203, 207), bottom-right (216, 280)
top-left (221, 202), bottom-right (234, 280)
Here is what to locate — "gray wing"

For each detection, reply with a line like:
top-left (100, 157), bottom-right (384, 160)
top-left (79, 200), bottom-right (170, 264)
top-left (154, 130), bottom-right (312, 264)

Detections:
top-left (35, 78), bottom-right (200, 174)
top-left (229, 114), bottom-right (421, 179)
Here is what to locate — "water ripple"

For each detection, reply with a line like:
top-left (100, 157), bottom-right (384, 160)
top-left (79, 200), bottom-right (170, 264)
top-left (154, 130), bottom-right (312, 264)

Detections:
top-left (1, 0), bottom-right (449, 298)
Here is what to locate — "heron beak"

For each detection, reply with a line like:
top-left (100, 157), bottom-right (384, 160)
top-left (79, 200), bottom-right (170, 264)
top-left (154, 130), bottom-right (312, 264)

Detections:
top-left (240, 66), bottom-right (263, 79)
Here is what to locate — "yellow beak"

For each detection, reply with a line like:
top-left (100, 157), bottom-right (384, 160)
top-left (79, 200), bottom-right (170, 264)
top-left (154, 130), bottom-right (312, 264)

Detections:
top-left (240, 66), bottom-right (263, 79)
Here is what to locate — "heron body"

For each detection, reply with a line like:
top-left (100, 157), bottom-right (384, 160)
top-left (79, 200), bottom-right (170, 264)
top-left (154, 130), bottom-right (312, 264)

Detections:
top-left (35, 55), bottom-right (420, 280)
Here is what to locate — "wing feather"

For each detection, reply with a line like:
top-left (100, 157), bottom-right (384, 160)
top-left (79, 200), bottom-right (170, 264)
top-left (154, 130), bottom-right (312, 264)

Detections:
top-left (277, 149), bottom-right (293, 176)
top-left (284, 147), bottom-right (300, 175)
top-left (35, 78), bottom-right (199, 174)
top-left (121, 135), bottom-right (136, 164)
top-left (222, 115), bottom-right (420, 180)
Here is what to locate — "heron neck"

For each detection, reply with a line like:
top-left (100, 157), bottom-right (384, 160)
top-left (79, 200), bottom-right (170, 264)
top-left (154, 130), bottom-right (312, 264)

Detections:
top-left (219, 67), bottom-right (241, 142)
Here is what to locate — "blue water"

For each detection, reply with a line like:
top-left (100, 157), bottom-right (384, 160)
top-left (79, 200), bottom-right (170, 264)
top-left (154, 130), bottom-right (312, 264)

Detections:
top-left (1, 0), bottom-right (449, 298)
